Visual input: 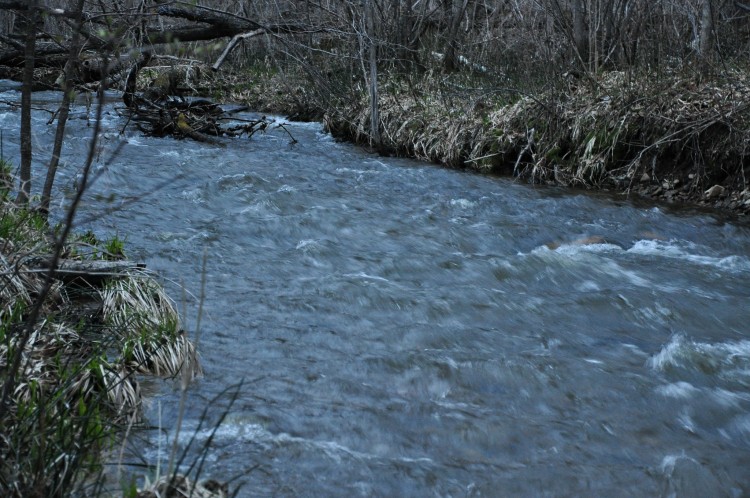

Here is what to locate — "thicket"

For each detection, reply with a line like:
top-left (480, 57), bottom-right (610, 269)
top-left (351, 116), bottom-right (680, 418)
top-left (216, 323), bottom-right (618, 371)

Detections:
top-left (4, 1), bottom-right (749, 115)
top-left (223, 0), bottom-right (749, 210)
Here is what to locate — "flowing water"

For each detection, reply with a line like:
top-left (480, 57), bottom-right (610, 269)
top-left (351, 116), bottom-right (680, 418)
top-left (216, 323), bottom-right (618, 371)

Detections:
top-left (2, 84), bottom-right (750, 496)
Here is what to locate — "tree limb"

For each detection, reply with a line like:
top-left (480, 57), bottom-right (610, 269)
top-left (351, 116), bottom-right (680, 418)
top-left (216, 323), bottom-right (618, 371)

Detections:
top-left (0, 2), bottom-right (93, 20)
top-left (211, 28), bottom-right (266, 72)
top-left (0, 4), bottom-right (323, 68)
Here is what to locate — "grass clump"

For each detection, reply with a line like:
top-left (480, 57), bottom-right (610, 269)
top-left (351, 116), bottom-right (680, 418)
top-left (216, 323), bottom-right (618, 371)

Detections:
top-left (102, 274), bottom-right (201, 379)
top-left (0, 170), bottom-right (203, 497)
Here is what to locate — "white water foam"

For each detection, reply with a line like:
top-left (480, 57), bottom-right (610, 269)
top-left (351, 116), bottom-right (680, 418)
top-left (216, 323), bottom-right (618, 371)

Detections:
top-left (659, 453), bottom-right (731, 498)
top-left (449, 198), bottom-right (476, 209)
top-left (528, 242), bottom-right (621, 257)
top-left (144, 415), bottom-right (434, 467)
top-left (554, 242), bottom-right (622, 254)
top-left (0, 112), bottom-right (15, 125)
top-left (649, 335), bottom-right (750, 381)
top-left (343, 272), bottom-right (391, 284)
top-left (529, 245), bottom-right (660, 289)
top-left (125, 137), bottom-right (147, 147)
top-left (655, 381), bottom-right (699, 399)
top-left (628, 239), bottom-right (750, 272)
top-left (335, 167), bottom-right (380, 176)
top-left (180, 188), bottom-right (204, 204)
top-left (711, 387), bottom-right (748, 407)
top-left (239, 199), bottom-right (279, 217)
top-left (295, 239), bottom-right (326, 254)
top-left (528, 238), bottom-right (750, 277)
top-left (217, 172), bottom-right (259, 189)
top-left (280, 119), bottom-right (322, 132)
top-left (316, 130), bottom-right (335, 142)
top-left (660, 453), bottom-right (694, 473)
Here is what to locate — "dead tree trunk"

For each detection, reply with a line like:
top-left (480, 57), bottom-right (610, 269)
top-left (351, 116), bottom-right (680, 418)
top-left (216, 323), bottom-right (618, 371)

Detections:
top-left (699, 0), bottom-right (715, 73)
top-left (0, 5), bottom-right (320, 70)
top-left (365, 0), bottom-right (380, 147)
top-left (123, 51), bottom-right (152, 109)
top-left (443, 0), bottom-right (469, 72)
top-left (572, 0), bottom-right (588, 69)
top-left (40, 0), bottom-right (86, 217)
top-left (16, 1), bottom-right (38, 206)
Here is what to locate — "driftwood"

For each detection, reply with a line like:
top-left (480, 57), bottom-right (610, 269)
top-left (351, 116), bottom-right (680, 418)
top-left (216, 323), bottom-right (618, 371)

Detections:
top-left (0, 5), bottom-right (291, 143)
top-left (124, 101), bottom-right (271, 144)
top-left (120, 51), bottom-right (274, 144)
top-left (29, 257), bottom-right (146, 285)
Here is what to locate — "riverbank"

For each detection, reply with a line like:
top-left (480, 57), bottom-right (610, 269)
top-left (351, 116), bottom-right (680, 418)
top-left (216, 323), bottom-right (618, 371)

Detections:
top-left (202, 63), bottom-right (750, 217)
top-left (0, 172), bottom-right (203, 496)
top-left (12, 56), bottom-right (750, 216)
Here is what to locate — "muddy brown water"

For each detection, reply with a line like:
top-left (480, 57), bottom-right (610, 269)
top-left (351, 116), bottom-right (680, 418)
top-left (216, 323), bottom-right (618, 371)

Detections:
top-left (2, 85), bottom-right (750, 496)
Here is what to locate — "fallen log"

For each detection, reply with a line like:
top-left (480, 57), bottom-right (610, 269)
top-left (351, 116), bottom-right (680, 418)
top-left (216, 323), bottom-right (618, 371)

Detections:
top-left (211, 28), bottom-right (267, 72)
top-left (0, 2), bottom-right (94, 21)
top-left (29, 257), bottom-right (146, 286)
top-left (0, 5), bottom-right (322, 68)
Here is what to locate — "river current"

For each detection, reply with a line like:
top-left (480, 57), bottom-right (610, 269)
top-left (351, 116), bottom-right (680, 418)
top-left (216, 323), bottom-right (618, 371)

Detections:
top-left (2, 85), bottom-right (750, 496)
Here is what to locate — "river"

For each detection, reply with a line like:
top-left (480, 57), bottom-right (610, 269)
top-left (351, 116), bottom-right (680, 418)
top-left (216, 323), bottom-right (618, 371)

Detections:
top-left (2, 84), bottom-right (750, 497)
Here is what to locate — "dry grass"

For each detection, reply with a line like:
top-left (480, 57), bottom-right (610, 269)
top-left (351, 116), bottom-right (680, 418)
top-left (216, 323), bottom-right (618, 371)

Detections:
top-left (102, 271), bottom-right (202, 380)
top-left (0, 203), bottom-right (62, 315)
top-left (137, 473), bottom-right (228, 498)
top-left (468, 69), bottom-right (750, 201)
top-left (317, 66), bottom-right (750, 211)
top-left (324, 75), bottom-right (485, 167)
top-left (0, 198), bottom-right (203, 496)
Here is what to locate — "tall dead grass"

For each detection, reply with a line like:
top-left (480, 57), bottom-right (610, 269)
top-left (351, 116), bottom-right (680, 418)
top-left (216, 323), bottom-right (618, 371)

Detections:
top-left (319, 66), bottom-right (750, 210)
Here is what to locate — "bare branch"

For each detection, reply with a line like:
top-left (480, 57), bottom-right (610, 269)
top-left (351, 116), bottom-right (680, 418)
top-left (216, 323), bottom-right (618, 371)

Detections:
top-left (211, 28), bottom-right (267, 72)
